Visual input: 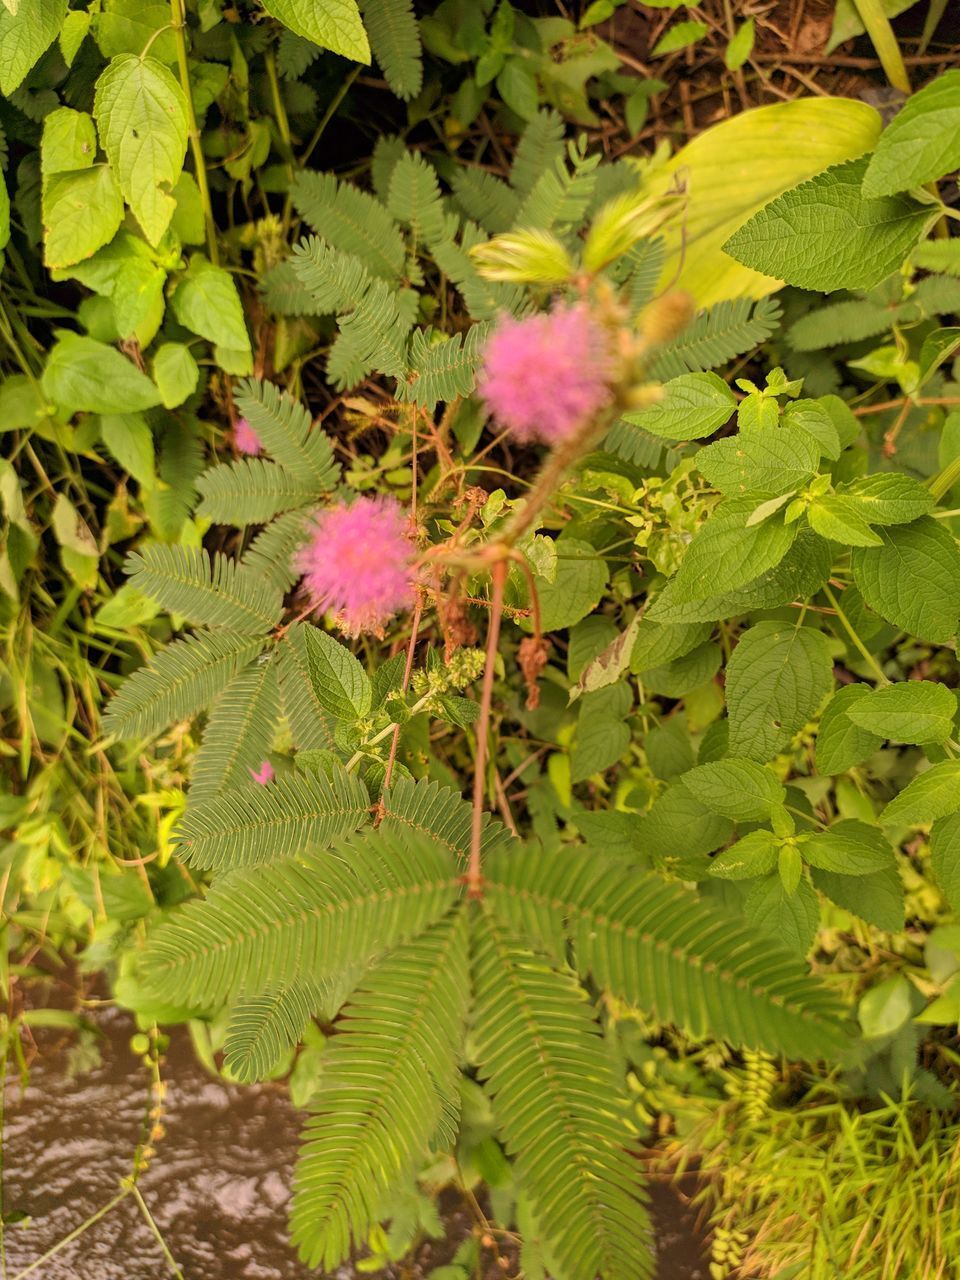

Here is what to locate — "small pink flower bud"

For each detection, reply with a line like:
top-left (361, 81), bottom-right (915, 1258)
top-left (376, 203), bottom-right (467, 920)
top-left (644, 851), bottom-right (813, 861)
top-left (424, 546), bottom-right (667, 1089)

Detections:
top-left (250, 760), bottom-right (275, 785)
top-left (234, 418), bottom-right (263, 456)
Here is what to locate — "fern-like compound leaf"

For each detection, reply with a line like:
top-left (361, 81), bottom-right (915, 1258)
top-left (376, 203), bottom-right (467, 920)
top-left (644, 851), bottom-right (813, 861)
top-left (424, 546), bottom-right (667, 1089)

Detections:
top-left (471, 908), bottom-right (653, 1280)
top-left (102, 631), bottom-right (265, 741)
top-left (241, 508), bottom-right (311, 595)
top-left (484, 845), bottom-right (853, 1061)
top-left (787, 297), bottom-right (903, 352)
top-left (386, 151), bottom-right (446, 245)
top-left (233, 377), bottom-right (339, 493)
top-left (291, 170), bottom-right (405, 279)
top-left (398, 324), bottom-right (489, 411)
top-left (125, 545), bottom-right (283, 634)
top-left (359, 0), bottom-right (422, 100)
top-left (651, 296), bottom-right (783, 380)
top-left (175, 763), bottom-right (370, 871)
top-left (450, 167), bottom-right (520, 234)
top-left (189, 657), bottom-right (281, 805)
top-left (380, 775), bottom-right (513, 865)
top-left (291, 238), bottom-right (411, 384)
top-left (224, 978), bottom-right (326, 1083)
top-left (196, 457), bottom-right (316, 526)
top-left (510, 109), bottom-right (566, 196)
top-left (141, 825), bottom-right (461, 1006)
top-left (291, 913), bottom-right (468, 1269)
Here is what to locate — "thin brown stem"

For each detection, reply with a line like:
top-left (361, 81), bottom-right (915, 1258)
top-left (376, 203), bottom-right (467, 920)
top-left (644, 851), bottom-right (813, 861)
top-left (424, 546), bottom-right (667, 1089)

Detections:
top-left (468, 559), bottom-right (507, 897)
top-left (381, 595), bottom-right (425, 795)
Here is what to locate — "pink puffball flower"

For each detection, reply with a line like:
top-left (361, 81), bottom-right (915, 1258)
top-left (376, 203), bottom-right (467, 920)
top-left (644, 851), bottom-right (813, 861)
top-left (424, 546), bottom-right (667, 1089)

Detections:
top-left (250, 759), bottom-right (275, 785)
top-left (234, 417), bottom-right (263, 456)
top-left (296, 495), bottom-right (417, 637)
top-left (477, 303), bottom-right (614, 446)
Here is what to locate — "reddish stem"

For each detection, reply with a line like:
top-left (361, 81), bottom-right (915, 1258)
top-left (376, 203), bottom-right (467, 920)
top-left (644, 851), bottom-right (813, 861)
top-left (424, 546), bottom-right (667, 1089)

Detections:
top-left (467, 558), bottom-right (507, 897)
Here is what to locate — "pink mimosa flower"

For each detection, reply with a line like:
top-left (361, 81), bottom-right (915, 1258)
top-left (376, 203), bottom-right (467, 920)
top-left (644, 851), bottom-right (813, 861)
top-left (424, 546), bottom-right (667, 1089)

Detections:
top-left (234, 418), bottom-right (263, 456)
top-left (477, 303), bottom-right (614, 445)
top-left (296, 496), bottom-right (417, 636)
top-left (250, 760), bottom-right (275, 785)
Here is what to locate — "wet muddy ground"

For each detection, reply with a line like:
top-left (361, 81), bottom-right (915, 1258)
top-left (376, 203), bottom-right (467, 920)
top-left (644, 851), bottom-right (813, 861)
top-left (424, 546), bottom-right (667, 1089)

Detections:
top-left (1, 1003), bottom-right (707, 1278)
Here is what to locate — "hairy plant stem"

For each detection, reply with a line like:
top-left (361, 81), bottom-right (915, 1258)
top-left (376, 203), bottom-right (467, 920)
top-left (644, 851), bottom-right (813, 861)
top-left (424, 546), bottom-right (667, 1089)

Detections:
top-left (468, 557), bottom-right (507, 897)
top-left (851, 0), bottom-right (911, 93)
top-left (169, 0), bottom-right (218, 265)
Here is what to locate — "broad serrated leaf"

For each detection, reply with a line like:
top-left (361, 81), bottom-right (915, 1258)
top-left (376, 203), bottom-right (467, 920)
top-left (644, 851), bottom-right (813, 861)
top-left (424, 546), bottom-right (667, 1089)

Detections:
top-left (812, 863), bottom-right (903, 932)
top-left (299, 624), bottom-right (372, 720)
top-left (663, 502), bottom-right (798, 604)
top-left (93, 54), bottom-right (188, 246)
top-left (880, 761), bottom-right (960, 827)
top-left (681, 758), bottom-right (786, 821)
top-left (43, 165), bottom-right (125, 269)
top-left (845, 680), bottom-right (957, 745)
top-left (261, 0), bottom-right (369, 62)
top-left (639, 784), bottom-right (734, 865)
top-left (697, 425), bottom-right (819, 498)
top-left (125, 545), bottom-right (283, 633)
top-left (649, 526), bottom-right (831, 624)
top-left (42, 333), bottom-right (161, 414)
top-left (723, 156), bottom-right (933, 292)
top-left (863, 70), bottom-right (960, 197)
top-left (528, 539), bottom-right (607, 633)
top-left (801, 820), bottom-right (894, 875)
top-left (103, 631), bottom-right (264, 740)
top-left (745, 872), bottom-right (819, 955)
top-left (615, 372), bottom-right (735, 445)
top-left (726, 621), bottom-right (834, 761)
top-left (930, 812), bottom-right (960, 914)
top-left (851, 517), bottom-right (960, 644)
top-left (809, 496), bottom-right (884, 547)
top-left (837, 473), bottom-right (934, 525)
top-left (815, 684), bottom-right (884, 775)
top-left (708, 829), bottom-right (778, 880)
top-left (0, 0), bottom-right (66, 95)
top-left (171, 257), bottom-right (252, 370)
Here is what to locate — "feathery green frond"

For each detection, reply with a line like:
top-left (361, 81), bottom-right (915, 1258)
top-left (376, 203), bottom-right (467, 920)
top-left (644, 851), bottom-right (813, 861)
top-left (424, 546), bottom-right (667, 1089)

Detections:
top-left (398, 325), bottom-right (489, 411)
top-left (430, 221), bottom-right (526, 320)
top-left (471, 908), bottom-right (652, 1280)
top-left (190, 657), bottom-right (280, 804)
top-left (176, 764), bottom-right (370, 871)
top-left (381, 775), bottom-right (513, 865)
top-left (242, 508), bottom-right (311, 594)
top-left (260, 260), bottom-right (320, 316)
top-left (103, 631), bottom-right (265, 741)
top-left (233, 377), bottom-right (339, 492)
top-left (450, 168), bottom-right (520, 234)
top-left (142, 824), bottom-right (461, 1006)
top-left (125, 546), bottom-right (283, 633)
top-left (291, 238), bottom-right (410, 385)
top-left (276, 624), bottom-right (336, 750)
top-left (484, 846), bottom-right (853, 1060)
top-left (359, 0), bottom-right (422, 99)
top-left (515, 143), bottom-right (601, 232)
top-left (651, 296), bottom-right (783, 379)
top-left (387, 152), bottom-right (446, 245)
top-left (196, 457), bottom-right (316, 526)
top-left (787, 296), bottom-right (909, 352)
top-left (291, 170), bottom-right (406, 279)
top-left (623, 236), bottom-right (667, 313)
top-left (277, 29), bottom-right (321, 78)
top-left (224, 978), bottom-right (325, 1083)
top-left (291, 913), bottom-right (468, 1269)
top-left (510, 109), bottom-right (566, 196)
